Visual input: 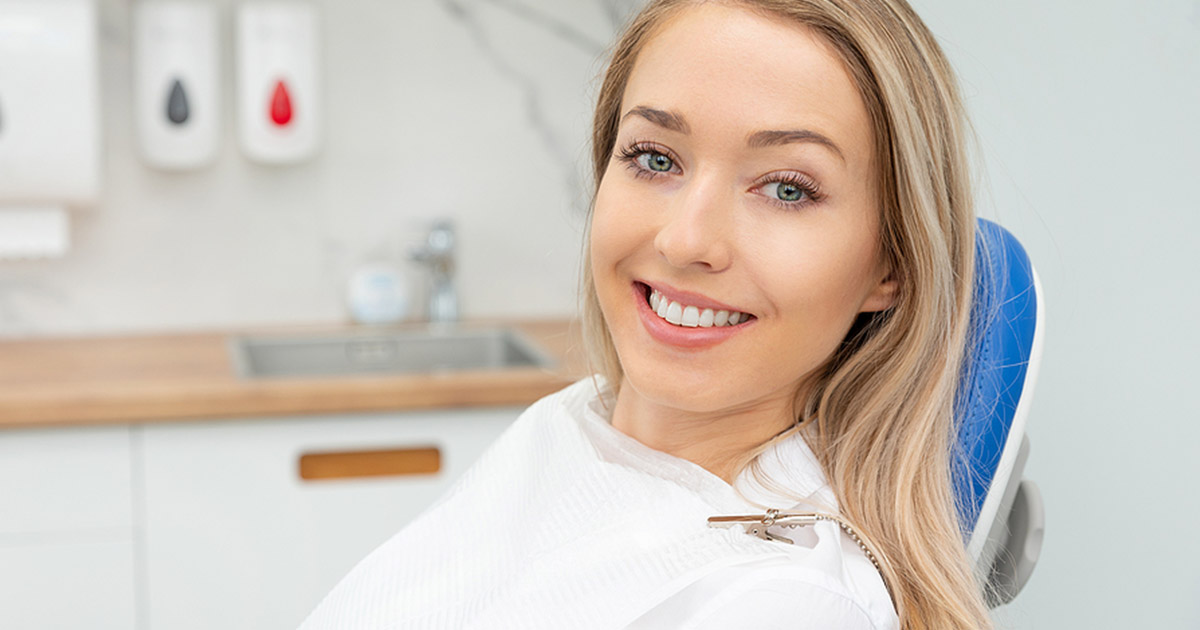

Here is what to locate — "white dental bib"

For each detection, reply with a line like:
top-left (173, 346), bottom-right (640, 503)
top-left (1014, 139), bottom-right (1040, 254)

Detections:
top-left (298, 379), bottom-right (897, 629)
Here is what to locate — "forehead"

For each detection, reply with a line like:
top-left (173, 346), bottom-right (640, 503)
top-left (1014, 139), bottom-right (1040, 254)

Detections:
top-left (621, 3), bottom-right (872, 163)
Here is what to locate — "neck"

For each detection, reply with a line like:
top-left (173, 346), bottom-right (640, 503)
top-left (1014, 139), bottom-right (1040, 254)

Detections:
top-left (609, 377), bottom-right (797, 484)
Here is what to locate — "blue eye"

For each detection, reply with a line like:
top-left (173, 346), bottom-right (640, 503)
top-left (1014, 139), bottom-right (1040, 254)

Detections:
top-left (637, 152), bottom-right (674, 172)
top-left (762, 181), bottom-right (808, 202)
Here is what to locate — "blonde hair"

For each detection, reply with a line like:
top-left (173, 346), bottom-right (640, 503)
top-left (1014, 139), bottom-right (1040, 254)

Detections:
top-left (580, 1), bottom-right (990, 628)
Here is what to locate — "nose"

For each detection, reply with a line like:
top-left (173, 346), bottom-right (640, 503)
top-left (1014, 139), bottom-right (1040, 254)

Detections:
top-left (653, 170), bottom-right (733, 272)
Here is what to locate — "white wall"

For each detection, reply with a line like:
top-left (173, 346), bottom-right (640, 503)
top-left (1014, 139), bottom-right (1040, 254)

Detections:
top-left (0, 0), bottom-right (641, 336)
top-left (908, 1), bottom-right (1200, 628)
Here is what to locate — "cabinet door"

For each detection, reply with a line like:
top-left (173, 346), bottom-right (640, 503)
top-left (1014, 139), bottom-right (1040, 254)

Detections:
top-left (0, 425), bottom-right (133, 535)
top-left (0, 539), bottom-right (137, 630)
top-left (140, 407), bottom-right (520, 630)
top-left (0, 426), bottom-right (136, 629)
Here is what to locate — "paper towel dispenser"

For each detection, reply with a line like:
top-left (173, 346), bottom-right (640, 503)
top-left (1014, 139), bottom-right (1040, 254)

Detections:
top-left (0, 0), bottom-right (101, 258)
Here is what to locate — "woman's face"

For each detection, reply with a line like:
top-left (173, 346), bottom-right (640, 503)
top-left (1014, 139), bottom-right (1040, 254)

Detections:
top-left (590, 3), bottom-right (897, 417)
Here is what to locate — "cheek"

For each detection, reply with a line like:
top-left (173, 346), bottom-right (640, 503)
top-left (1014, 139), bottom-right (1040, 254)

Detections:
top-left (752, 215), bottom-right (883, 325)
top-left (588, 188), bottom-right (618, 266)
top-left (589, 174), bottom-right (648, 277)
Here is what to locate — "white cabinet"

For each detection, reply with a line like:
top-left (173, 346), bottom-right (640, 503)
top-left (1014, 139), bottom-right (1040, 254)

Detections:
top-left (0, 425), bottom-right (133, 535)
top-left (0, 405), bottom-right (517, 630)
top-left (0, 539), bottom-right (137, 630)
top-left (138, 406), bottom-right (521, 630)
top-left (0, 426), bottom-right (137, 629)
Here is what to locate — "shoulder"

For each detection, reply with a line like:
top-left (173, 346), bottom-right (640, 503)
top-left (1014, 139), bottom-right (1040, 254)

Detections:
top-left (419, 378), bottom-right (600, 505)
top-left (624, 513), bottom-right (899, 630)
top-left (626, 557), bottom-right (898, 630)
top-left (689, 569), bottom-right (884, 629)
top-left (493, 377), bottom-right (600, 436)
top-left (523, 376), bottom-right (606, 417)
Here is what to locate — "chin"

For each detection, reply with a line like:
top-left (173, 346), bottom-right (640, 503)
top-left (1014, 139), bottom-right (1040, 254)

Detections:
top-left (618, 355), bottom-right (764, 415)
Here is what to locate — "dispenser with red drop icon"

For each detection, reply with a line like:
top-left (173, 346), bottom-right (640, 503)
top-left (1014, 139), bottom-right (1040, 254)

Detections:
top-left (236, 2), bottom-right (320, 163)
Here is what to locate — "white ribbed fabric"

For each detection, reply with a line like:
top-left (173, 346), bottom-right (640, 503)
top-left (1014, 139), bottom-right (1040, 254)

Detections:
top-left (297, 378), bottom-right (898, 629)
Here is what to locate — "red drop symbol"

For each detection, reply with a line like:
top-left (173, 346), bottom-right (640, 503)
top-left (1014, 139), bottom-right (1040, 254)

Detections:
top-left (270, 80), bottom-right (293, 126)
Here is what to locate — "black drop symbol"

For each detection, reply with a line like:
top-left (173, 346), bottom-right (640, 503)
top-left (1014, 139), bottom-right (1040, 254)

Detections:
top-left (166, 78), bottom-right (189, 125)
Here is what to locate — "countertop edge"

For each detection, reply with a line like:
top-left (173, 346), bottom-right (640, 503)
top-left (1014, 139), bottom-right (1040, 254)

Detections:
top-left (0, 319), bottom-right (589, 429)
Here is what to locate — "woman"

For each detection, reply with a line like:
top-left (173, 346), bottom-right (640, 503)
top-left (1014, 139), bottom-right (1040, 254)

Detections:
top-left (300, 1), bottom-right (989, 628)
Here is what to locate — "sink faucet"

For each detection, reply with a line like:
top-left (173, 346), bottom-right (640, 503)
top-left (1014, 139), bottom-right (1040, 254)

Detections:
top-left (409, 220), bottom-right (457, 322)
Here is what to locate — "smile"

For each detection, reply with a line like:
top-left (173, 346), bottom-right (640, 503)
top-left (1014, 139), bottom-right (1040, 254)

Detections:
top-left (637, 282), bottom-right (755, 328)
top-left (632, 282), bottom-right (755, 349)
top-left (648, 288), bottom-right (748, 328)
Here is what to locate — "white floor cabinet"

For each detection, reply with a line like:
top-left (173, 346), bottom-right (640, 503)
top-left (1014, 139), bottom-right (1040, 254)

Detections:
top-left (0, 426), bottom-right (138, 629)
top-left (138, 407), bottom-right (520, 630)
top-left (0, 406), bottom-right (520, 630)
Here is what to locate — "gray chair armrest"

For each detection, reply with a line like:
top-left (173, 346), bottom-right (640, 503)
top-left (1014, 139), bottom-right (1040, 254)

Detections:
top-left (985, 478), bottom-right (1045, 606)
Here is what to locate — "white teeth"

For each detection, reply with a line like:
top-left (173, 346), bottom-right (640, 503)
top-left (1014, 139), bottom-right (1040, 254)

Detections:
top-left (665, 301), bottom-right (683, 325)
top-left (681, 306), bottom-right (700, 327)
top-left (646, 288), bottom-right (747, 329)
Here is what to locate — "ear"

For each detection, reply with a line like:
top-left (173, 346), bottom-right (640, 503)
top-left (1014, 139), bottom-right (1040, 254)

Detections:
top-left (859, 267), bottom-right (899, 313)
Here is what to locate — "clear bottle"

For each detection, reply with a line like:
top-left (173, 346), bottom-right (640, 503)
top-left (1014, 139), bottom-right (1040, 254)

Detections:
top-left (346, 260), bottom-right (410, 326)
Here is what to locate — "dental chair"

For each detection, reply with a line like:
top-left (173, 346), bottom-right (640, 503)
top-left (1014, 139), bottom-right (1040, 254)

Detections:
top-left (956, 218), bottom-right (1046, 606)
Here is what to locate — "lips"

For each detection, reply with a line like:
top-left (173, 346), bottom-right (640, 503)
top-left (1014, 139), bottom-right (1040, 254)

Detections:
top-left (629, 281), bottom-right (755, 349)
top-left (636, 281), bottom-right (755, 329)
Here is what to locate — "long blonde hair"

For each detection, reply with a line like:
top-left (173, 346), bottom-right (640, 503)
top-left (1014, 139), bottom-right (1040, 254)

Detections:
top-left (580, 1), bottom-right (990, 628)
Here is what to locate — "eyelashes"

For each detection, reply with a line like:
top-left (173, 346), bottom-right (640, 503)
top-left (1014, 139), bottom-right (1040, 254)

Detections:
top-left (613, 140), bottom-right (826, 209)
top-left (752, 172), bottom-right (825, 208)
top-left (616, 141), bottom-right (680, 180)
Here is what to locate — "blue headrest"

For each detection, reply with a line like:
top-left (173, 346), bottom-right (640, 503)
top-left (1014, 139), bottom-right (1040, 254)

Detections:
top-left (954, 219), bottom-right (1040, 534)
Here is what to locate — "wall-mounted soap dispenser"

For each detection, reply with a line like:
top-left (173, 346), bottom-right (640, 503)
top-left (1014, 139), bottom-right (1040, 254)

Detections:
top-left (0, 0), bottom-right (101, 259)
top-left (236, 2), bottom-right (320, 164)
top-left (133, 1), bottom-right (220, 170)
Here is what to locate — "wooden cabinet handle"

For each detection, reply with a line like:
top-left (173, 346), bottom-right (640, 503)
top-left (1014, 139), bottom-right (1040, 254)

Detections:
top-left (299, 446), bottom-right (441, 481)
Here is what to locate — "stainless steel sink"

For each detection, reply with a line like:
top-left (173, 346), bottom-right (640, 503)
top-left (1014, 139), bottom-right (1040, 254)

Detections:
top-left (228, 327), bottom-right (555, 379)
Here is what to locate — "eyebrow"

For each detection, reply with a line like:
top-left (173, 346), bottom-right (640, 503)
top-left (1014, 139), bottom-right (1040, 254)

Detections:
top-left (746, 129), bottom-right (845, 163)
top-left (620, 106), bottom-right (845, 163)
top-left (621, 106), bottom-right (691, 134)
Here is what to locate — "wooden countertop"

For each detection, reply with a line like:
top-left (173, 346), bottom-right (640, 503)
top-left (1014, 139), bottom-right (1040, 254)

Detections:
top-left (0, 319), bottom-right (589, 429)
